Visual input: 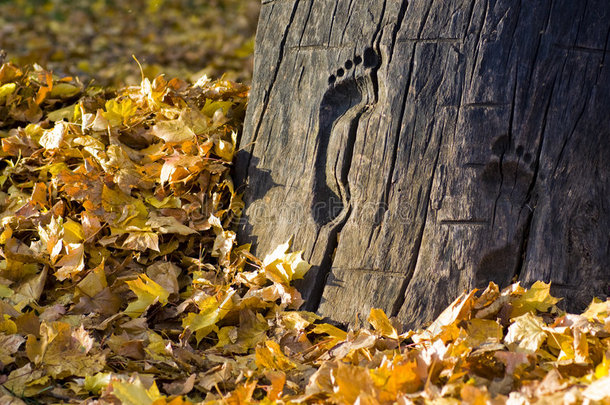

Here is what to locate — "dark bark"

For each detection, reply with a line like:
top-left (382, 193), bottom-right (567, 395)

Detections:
top-left (235, 0), bottom-right (610, 329)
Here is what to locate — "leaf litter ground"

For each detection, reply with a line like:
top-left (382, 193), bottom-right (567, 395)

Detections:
top-left (1, 5), bottom-right (610, 405)
top-left (0, 0), bottom-right (259, 87)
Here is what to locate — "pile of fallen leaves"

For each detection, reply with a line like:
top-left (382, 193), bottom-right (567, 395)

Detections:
top-left (1, 62), bottom-right (610, 404)
top-left (0, 0), bottom-right (259, 87)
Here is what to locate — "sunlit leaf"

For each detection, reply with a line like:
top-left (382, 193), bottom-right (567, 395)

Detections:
top-left (505, 312), bottom-right (547, 353)
top-left (25, 321), bottom-right (105, 378)
top-left (183, 289), bottom-right (235, 342)
top-left (368, 308), bottom-right (398, 339)
top-left (263, 241), bottom-right (311, 285)
top-left (331, 362), bottom-right (377, 404)
top-left (511, 280), bottom-right (560, 317)
top-left (255, 340), bottom-right (296, 371)
top-left (125, 274), bottom-right (170, 318)
top-left (152, 117), bottom-right (196, 143)
top-left (464, 318), bottom-right (503, 346)
top-left (212, 230), bottom-right (236, 267)
top-left (312, 323), bottom-right (348, 341)
top-left (54, 243), bottom-right (85, 280)
top-left (583, 376), bottom-right (610, 401)
top-left (49, 82), bottom-right (80, 98)
top-left (0, 82), bottom-right (16, 103)
top-left (581, 298), bottom-right (609, 322)
top-left (103, 98), bottom-right (137, 126)
top-left (84, 372), bottom-right (113, 394)
top-left (111, 377), bottom-right (163, 405)
top-left (123, 231), bottom-right (160, 252)
top-left (39, 121), bottom-right (71, 149)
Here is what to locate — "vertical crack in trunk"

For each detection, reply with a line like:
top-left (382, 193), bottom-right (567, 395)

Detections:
top-left (514, 208), bottom-right (533, 281)
top-left (244, 0), bottom-right (301, 178)
top-left (387, 0), bottom-right (410, 65)
top-left (375, 0), bottom-right (411, 228)
top-left (492, 67), bottom-right (519, 229)
top-left (391, 128), bottom-right (444, 317)
top-left (515, 74), bottom-right (557, 280)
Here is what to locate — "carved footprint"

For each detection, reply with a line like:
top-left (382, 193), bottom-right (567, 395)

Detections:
top-left (481, 134), bottom-right (536, 204)
top-left (311, 48), bottom-right (379, 225)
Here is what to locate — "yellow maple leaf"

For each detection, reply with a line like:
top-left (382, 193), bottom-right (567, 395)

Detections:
top-left (464, 318), bottom-right (503, 347)
top-left (84, 372), bottom-right (112, 394)
top-left (581, 298), bottom-right (609, 322)
top-left (255, 340), bottom-right (296, 371)
top-left (25, 321), bottom-right (105, 379)
top-left (54, 242), bottom-right (85, 281)
top-left (311, 323), bottom-right (348, 341)
top-left (263, 241), bottom-right (311, 285)
top-left (214, 131), bottom-right (237, 162)
top-left (0, 315), bottom-right (17, 334)
top-left (331, 362), bottom-right (377, 404)
top-left (505, 312), bottom-right (547, 353)
top-left (370, 357), bottom-right (421, 400)
top-left (222, 380), bottom-right (257, 405)
top-left (111, 377), bottom-right (163, 405)
top-left (152, 117), bottom-right (196, 143)
top-left (511, 281), bottom-right (560, 317)
top-left (0, 82), bottom-right (16, 104)
top-left (103, 98), bottom-right (137, 127)
top-left (368, 308), bottom-right (398, 339)
top-left (595, 353), bottom-right (610, 379)
top-left (125, 274), bottom-right (170, 318)
top-left (76, 260), bottom-right (107, 298)
top-left (420, 289), bottom-right (477, 341)
top-left (182, 289), bottom-right (235, 342)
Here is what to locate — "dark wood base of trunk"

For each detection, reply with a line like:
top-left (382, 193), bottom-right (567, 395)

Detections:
top-left (236, 0), bottom-right (610, 329)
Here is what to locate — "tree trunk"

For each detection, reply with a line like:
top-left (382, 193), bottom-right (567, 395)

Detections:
top-left (235, 0), bottom-right (610, 329)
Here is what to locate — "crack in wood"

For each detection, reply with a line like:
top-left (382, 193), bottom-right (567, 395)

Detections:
top-left (553, 43), bottom-right (610, 55)
top-left (297, 0), bottom-right (315, 48)
top-left (375, 0), bottom-right (412, 228)
top-left (261, 0), bottom-right (293, 5)
top-left (286, 44), bottom-right (357, 53)
top-left (469, 0), bottom-right (489, 84)
top-left (463, 162), bottom-right (488, 168)
top-left (332, 267), bottom-right (408, 276)
top-left (439, 219), bottom-right (489, 226)
top-left (397, 38), bottom-right (464, 44)
top-left (244, 0), bottom-right (300, 179)
top-left (462, 102), bottom-right (510, 108)
top-left (514, 207), bottom-right (534, 282)
top-left (391, 118), bottom-right (446, 318)
top-left (515, 74), bottom-right (558, 281)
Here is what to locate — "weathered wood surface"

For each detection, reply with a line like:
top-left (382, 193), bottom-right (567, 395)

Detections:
top-left (235, 0), bottom-right (610, 328)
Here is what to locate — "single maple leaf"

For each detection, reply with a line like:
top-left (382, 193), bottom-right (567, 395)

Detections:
top-left (124, 274), bottom-right (170, 318)
top-left (511, 280), bottom-right (560, 317)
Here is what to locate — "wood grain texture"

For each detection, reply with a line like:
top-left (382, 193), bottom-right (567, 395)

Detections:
top-left (236, 0), bottom-right (610, 329)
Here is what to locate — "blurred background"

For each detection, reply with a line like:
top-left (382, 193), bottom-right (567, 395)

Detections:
top-left (0, 0), bottom-right (260, 86)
